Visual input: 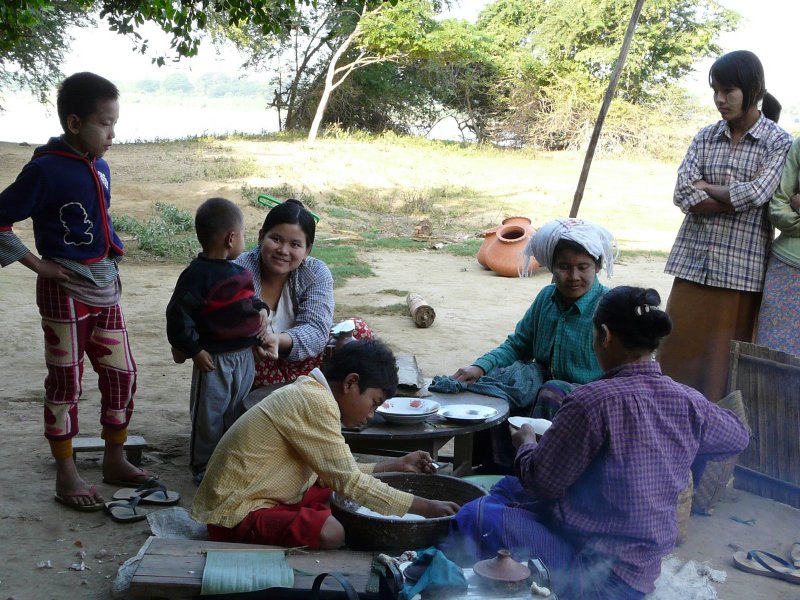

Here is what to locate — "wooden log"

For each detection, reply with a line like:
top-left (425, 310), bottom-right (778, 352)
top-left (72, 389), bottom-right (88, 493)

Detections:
top-left (405, 292), bottom-right (435, 328)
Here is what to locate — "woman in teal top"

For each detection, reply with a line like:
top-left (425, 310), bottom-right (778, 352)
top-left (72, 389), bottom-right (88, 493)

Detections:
top-left (756, 137), bottom-right (800, 356)
top-left (453, 219), bottom-right (614, 471)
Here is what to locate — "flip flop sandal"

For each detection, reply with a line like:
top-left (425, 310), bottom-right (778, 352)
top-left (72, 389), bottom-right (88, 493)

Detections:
top-left (732, 550), bottom-right (800, 585)
top-left (112, 482), bottom-right (180, 505)
top-left (102, 470), bottom-right (160, 488)
top-left (104, 496), bottom-right (150, 523)
top-left (54, 484), bottom-right (105, 512)
top-left (791, 542), bottom-right (800, 569)
top-left (528, 557), bottom-right (559, 599)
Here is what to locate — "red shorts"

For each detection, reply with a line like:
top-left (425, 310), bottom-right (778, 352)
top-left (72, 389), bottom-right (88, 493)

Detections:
top-left (208, 485), bottom-right (333, 549)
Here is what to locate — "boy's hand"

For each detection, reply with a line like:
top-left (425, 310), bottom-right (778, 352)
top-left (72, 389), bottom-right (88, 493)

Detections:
top-left (410, 496), bottom-right (460, 518)
top-left (35, 258), bottom-right (73, 282)
top-left (385, 450), bottom-right (437, 474)
top-left (171, 347), bottom-right (187, 364)
top-left (191, 350), bottom-right (215, 372)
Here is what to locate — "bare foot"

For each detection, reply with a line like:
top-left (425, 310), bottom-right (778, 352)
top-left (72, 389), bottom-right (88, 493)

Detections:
top-left (102, 444), bottom-right (157, 485)
top-left (55, 458), bottom-right (104, 508)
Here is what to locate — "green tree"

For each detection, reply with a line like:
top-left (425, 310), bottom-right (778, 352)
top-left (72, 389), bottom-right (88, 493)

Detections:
top-left (476, 0), bottom-right (739, 148)
top-left (0, 1), bottom-right (91, 105)
top-left (0, 0), bottom-right (344, 107)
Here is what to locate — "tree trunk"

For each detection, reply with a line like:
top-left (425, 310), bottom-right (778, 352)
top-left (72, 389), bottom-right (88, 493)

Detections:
top-left (307, 26), bottom-right (360, 146)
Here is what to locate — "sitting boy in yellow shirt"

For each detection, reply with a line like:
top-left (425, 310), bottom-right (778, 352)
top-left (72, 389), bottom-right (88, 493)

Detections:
top-left (191, 339), bottom-right (459, 549)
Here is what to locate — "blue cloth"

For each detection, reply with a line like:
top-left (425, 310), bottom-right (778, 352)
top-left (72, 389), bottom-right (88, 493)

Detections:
top-left (430, 360), bottom-right (544, 410)
top-left (400, 547), bottom-right (467, 600)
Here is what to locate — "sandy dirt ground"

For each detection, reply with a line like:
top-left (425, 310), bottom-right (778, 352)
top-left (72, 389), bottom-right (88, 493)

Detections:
top-left (1, 140), bottom-right (799, 599)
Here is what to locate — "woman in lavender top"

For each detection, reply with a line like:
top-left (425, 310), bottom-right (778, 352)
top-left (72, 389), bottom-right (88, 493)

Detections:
top-left (446, 286), bottom-right (749, 599)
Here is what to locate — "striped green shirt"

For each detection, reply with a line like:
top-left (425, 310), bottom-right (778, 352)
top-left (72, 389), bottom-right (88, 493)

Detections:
top-left (473, 278), bottom-right (607, 385)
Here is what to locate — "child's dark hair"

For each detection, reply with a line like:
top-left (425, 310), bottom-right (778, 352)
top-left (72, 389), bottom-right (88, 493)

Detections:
top-left (57, 72), bottom-right (119, 131)
top-left (709, 50), bottom-right (782, 123)
top-left (593, 286), bottom-right (672, 352)
top-left (553, 238), bottom-right (602, 270)
top-left (195, 197), bottom-right (243, 249)
top-left (322, 339), bottom-right (398, 398)
top-left (259, 199), bottom-right (316, 247)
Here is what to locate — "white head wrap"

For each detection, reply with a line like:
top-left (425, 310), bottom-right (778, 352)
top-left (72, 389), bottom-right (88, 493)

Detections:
top-left (519, 218), bottom-right (617, 278)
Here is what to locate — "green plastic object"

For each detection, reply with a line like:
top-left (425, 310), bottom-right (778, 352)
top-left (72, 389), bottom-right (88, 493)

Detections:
top-left (257, 194), bottom-right (320, 224)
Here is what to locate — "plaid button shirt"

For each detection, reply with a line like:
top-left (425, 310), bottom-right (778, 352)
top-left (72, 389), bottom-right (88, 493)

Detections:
top-left (665, 115), bottom-right (792, 291)
top-left (235, 249), bottom-right (334, 362)
top-left (474, 278), bottom-right (607, 384)
top-left (514, 361), bottom-right (749, 592)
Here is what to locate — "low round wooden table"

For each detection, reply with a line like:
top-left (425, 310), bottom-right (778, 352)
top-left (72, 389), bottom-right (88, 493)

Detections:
top-left (342, 389), bottom-right (509, 476)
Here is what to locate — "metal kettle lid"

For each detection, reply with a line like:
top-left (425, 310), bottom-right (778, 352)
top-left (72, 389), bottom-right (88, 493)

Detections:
top-left (473, 549), bottom-right (531, 583)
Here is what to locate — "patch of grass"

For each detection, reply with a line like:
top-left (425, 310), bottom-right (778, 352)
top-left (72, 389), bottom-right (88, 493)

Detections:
top-left (112, 202), bottom-right (198, 261)
top-left (328, 185), bottom-right (386, 213)
top-left (362, 236), bottom-right (425, 251)
top-left (378, 289), bottom-right (408, 297)
top-left (312, 243), bottom-right (373, 287)
top-left (444, 239), bottom-right (482, 257)
top-left (327, 207), bottom-right (358, 220)
top-left (619, 248), bottom-right (670, 260)
top-left (335, 303), bottom-right (408, 317)
top-left (241, 182), bottom-right (317, 209)
top-left (202, 156), bottom-right (260, 180)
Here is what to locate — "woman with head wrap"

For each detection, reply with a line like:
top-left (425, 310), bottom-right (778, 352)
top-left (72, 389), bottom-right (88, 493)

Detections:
top-left (452, 218), bottom-right (614, 472)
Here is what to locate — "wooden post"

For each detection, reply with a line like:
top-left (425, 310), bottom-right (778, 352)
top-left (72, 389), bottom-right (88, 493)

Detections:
top-left (406, 292), bottom-right (436, 328)
top-left (568, 0), bottom-right (646, 218)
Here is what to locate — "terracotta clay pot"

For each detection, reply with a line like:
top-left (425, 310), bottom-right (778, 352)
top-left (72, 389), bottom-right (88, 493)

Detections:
top-left (476, 226), bottom-right (500, 268)
top-left (485, 224), bottom-right (535, 277)
top-left (473, 549), bottom-right (531, 593)
top-left (502, 215), bottom-right (532, 228)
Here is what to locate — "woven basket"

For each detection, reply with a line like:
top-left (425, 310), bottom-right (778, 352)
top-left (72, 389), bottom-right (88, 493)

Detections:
top-left (330, 473), bottom-right (487, 551)
top-left (675, 470), bottom-right (693, 546)
top-left (693, 390), bottom-right (750, 515)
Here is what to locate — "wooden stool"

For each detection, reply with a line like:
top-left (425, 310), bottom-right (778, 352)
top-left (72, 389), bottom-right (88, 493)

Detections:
top-left (71, 435), bottom-right (147, 466)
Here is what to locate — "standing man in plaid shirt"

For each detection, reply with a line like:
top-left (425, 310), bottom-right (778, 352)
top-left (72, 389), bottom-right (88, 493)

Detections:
top-left (659, 50), bottom-right (792, 402)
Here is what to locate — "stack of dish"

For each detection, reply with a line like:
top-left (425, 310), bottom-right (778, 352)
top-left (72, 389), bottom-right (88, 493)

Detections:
top-left (376, 398), bottom-right (441, 424)
top-left (438, 404), bottom-right (498, 424)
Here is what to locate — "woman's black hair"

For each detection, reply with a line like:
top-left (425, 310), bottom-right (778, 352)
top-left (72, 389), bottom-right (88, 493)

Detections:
top-left (709, 50), bottom-right (782, 123)
top-left (259, 198), bottom-right (316, 247)
top-left (593, 286), bottom-right (672, 352)
top-left (552, 238), bottom-right (602, 270)
top-left (321, 339), bottom-right (398, 399)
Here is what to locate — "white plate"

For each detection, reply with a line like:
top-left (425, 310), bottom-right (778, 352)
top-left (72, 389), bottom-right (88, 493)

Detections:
top-left (377, 398), bottom-right (440, 424)
top-left (439, 404), bottom-right (498, 423)
top-left (508, 416), bottom-right (552, 436)
top-left (377, 412), bottom-right (438, 425)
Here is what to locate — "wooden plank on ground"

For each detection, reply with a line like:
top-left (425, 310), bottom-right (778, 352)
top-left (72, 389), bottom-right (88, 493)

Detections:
top-left (130, 538), bottom-right (376, 599)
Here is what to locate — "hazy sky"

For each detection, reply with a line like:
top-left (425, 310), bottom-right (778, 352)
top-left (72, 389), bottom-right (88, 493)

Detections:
top-left (3, 0), bottom-right (798, 143)
top-left (60, 0), bottom-right (799, 101)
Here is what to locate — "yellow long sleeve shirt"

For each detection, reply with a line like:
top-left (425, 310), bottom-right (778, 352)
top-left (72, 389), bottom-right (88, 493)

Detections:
top-left (191, 374), bottom-right (414, 528)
